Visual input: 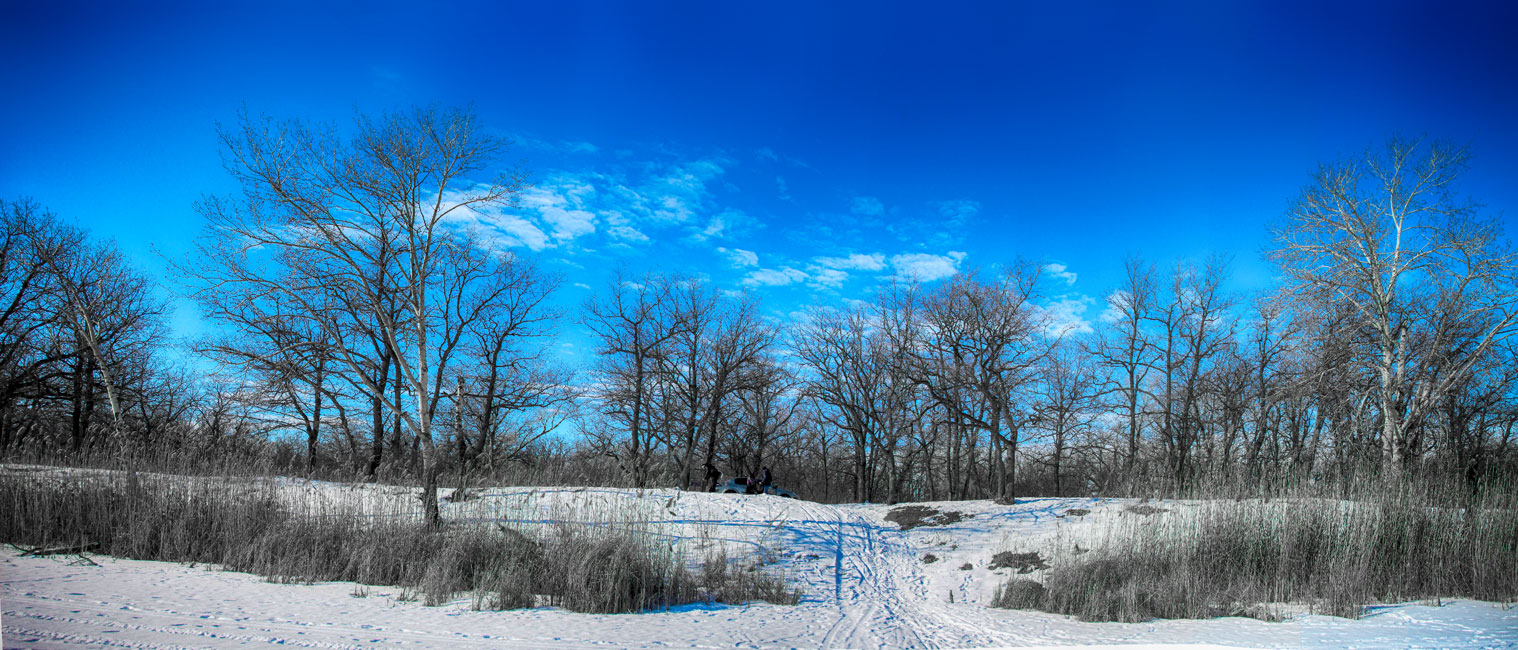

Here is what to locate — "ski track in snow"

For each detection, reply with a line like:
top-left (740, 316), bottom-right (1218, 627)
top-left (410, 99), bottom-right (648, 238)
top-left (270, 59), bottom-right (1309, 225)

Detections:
top-left (3, 470), bottom-right (1516, 649)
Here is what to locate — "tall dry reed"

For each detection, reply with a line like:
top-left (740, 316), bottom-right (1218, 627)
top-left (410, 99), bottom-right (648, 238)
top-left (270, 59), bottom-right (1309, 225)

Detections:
top-left (996, 475), bottom-right (1518, 621)
top-left (0, 467), bottom-right (798, 612)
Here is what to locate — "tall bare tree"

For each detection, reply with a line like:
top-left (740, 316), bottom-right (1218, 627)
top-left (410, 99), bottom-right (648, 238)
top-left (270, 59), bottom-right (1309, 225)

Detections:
top-left (1035, 341), bottom-right (1099, 495)
top-left (187, 106), bottom-right (530, 525)
top-left (791, 304), bottom-right (888, 501)
top-left (452, 261), bottom-right (571, 488)
top-left (583, 271), bottom-right (687, 487)
top-left (1089, 256), bottom-right (1156, 487)
top-left (916, 265), bottom-right (1051, 503)
top-left (1269, 138), bottom-right (1518, 477)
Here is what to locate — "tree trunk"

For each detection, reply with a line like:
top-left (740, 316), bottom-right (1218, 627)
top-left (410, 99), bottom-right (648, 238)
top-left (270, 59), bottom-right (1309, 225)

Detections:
top-left (307, 360), bottom-right (324, 473)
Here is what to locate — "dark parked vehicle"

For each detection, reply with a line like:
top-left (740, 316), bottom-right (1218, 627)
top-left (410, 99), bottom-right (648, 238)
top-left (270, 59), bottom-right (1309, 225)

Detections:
top-left (718, 478), bottom-right (797, 499)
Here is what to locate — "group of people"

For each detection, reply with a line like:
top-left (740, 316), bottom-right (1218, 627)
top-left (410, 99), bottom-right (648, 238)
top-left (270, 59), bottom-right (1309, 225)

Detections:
top-left (702, 462), bottom-right (772, 495)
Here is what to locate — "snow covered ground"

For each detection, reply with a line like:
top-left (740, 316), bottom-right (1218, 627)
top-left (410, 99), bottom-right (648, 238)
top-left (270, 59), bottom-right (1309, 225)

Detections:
top-left (4, 473), bottom-right (1516, 649)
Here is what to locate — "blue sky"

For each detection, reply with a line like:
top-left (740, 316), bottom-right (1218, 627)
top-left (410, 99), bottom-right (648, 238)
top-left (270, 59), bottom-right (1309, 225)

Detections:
top-left (4, 1), bottom-right (1517, 361)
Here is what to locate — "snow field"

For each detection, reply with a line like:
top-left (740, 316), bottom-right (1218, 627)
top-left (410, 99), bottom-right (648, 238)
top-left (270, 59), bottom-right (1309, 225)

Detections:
top-left (3, 469), bottom-right (1516, 649)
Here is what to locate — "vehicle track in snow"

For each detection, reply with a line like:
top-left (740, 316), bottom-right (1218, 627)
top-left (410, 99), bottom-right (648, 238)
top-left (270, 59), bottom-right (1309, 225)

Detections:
top-left (755, 498), bottom-right (1021, 650)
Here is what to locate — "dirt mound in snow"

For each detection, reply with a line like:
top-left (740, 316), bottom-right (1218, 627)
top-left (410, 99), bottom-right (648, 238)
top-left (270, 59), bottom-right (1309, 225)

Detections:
top-left (885, 505), bottom-right (969, 530)
top-left (989, 551), bottom-right (1049, 574)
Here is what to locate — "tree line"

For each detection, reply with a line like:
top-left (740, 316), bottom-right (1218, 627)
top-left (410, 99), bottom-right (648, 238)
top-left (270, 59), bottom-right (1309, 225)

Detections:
top-left (2, 109), bottom-right (1514, 515)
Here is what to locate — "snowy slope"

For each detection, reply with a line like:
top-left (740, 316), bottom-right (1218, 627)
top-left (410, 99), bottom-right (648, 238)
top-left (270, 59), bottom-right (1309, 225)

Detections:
top-left (3, 474), bottom-right (1516, 649)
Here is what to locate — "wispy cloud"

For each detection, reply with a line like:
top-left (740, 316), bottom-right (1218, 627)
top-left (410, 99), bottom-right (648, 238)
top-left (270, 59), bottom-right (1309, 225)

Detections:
top-left (851, 196), bottom-right (885, 217)
top-left (716, 247), bottom-right (759, 268)
top-left (813, 252), bottom-right (887, 271)
top-left (465, 155), bottom-right (733, 254)
top-left (514, 135), bottom-right (599, 154)
top-left (437, 189), bottom-right (552, 251)
top-left (519, 181), bottom-right (598, 244)
top-left (934, 199), bottom-right (979, 224)
top-left (889, 251), bottom-right (966, 282)
top-left (742, 266), bottom-right (808, 287)
top-left (807, 267), bottom-right (849, 289)
top-left (1044, 262), bottom-right (1078, 285)
top-left (1041, 294), bottom-right (1095, 336)
top-left (691, 208), bottom-right (750, 243)
top-left (607, 223), bottom-right (650, 243)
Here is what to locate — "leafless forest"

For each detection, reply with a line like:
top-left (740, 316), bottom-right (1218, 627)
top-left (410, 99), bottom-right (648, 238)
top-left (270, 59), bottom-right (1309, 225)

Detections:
top-left (4, 108), bottom-right (1516, 514)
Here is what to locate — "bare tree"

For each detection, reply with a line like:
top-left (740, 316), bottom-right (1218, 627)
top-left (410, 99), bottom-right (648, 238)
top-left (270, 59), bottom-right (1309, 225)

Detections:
top-left (917, 265), bottom-right (1051, 503)
top-left (1088, 256), bottom-right (1156, 488)
top-left (187, 106), bottom-right (529, 525)
top-left (1269, 137), bottom-right (1518, 477)
top-left (1166, 257), bottom-right (1236, 490)
top-left (452, 261), bottom-right (571, 489)
top-left (583, 271), bottom-right (687, 487)
top-left (1034, 341), bottom-right (1099, 495)
top-left (791, 304), bottom-right (887, 501)
top-left (653, 278), bottom-right (773, 489)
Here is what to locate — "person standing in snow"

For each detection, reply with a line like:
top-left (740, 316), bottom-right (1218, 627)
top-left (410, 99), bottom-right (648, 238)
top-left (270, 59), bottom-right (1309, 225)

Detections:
top-left (759, 466), bottom-right (772, 495)
top-left (702, 462), bottom-right (721, 492)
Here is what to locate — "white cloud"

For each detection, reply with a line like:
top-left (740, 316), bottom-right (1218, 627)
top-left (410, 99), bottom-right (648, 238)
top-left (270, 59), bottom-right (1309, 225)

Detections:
top-left (889, 251), bottom-right (966, 282)
top-left (452, 154), bottom-right (743, 253)
top-left (592, 159), bottom-right (727, 229)
top-left (437, 190), bottom-right (552, 252)
top-left (520, 181), bottom-right (598, 243)
top-left (742, 266), bottom-right (808, 287)
top-left (814, 253), bottom-right (886, 271)
top-left (716, 247), bottom-right (759, 268)
top-left (756, 147), bottom-right (779, 162)
top-left (851, 196), bottom-right (885, 216)
top-left (692, 208), bottom-right (748, 242)
top-left (607, 224), bottom-right (649, 243)
top-left (1045, 262), bottom-right (1078, 285)
top-left (1041, 294), bottom-right (1096, 336)
top-left (486, 213), bottom-right (551, 251)
top-left (533, 198), bottom-right (595, 242)
top-left (807, 267), bottom-right (849, 289)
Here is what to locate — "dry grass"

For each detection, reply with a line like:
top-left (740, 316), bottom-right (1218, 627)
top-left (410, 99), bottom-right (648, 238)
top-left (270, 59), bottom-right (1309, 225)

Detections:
top-left (0, 468), bottom-right (798, 613)
top-left (995, 476), bottom-right (1518, 622)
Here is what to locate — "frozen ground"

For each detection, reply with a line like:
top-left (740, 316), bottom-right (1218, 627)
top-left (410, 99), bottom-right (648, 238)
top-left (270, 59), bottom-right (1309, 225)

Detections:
top-left (3, 471), bottom-right (1515, 649)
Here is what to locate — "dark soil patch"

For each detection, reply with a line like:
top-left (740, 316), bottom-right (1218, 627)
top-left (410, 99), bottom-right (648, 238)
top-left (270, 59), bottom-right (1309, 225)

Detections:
top-left (1062, 508), bottom-right (1090, 517)
top-left (960, 562), bottom-right (973, 571)
top-left (1126, 504), bottom-right (1169, 516)
top-left (885, 505), bottom-right (969, 530)
top-left (923, 553), bottom-right (939, 564)
top-left (989, 551), bottom-right (1049, 574)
